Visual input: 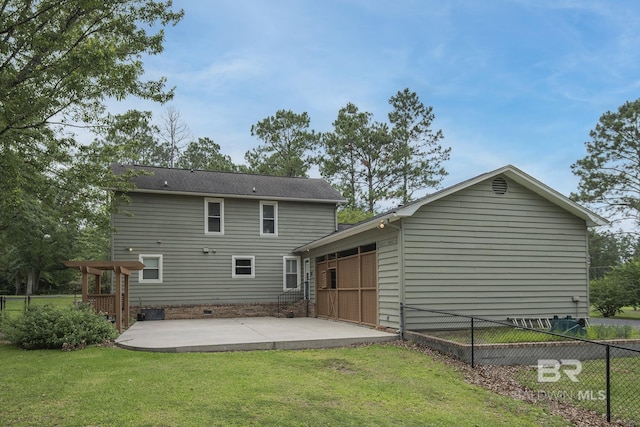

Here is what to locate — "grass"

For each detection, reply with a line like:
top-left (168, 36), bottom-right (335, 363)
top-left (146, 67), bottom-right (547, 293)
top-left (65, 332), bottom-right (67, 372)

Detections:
top-left (590, 305), bottom-right (640, 320)
top-left (0, 343), bottom-right (571, 427)
top-left (425, 325), bottom-right (640, 345)
top-left (516, 356), bottom-right (640, 423)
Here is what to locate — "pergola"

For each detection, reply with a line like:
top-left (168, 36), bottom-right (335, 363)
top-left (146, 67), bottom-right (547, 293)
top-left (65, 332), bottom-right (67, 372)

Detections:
top-left (63, 261), bottom-right (144, 333)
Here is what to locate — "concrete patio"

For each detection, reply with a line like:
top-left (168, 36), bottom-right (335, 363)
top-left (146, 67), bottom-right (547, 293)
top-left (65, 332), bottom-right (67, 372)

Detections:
top-left (115, 317), bottom-right (398, 353)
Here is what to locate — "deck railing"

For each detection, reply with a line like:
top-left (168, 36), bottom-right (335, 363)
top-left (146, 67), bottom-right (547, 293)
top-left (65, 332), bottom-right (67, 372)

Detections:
top-left (277, 283), bottom-right (308, 317)
top-left (87, 294), bottom-right (121, 316)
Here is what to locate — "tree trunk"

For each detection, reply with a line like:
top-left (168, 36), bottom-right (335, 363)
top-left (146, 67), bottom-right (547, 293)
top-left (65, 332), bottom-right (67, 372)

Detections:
top-left (33, 268), bottom-right (41, 294)
top-left (26, 267), bottom-right (39, 295)
top-left (14, 272), bottom-right (21, 295)
top-left (25, 267), bottom-right (36, 295)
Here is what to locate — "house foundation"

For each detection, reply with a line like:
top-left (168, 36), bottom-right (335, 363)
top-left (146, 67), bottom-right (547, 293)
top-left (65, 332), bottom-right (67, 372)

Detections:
top-left (130, 301), bottom-right (316, 322)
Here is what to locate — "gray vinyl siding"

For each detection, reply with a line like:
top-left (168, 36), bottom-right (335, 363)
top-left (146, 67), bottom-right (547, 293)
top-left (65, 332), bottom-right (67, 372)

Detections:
top-left (377, 235), bottom-right (399, 328)
top-left (112, 192), bottom-right (336, 305)
top-left (402, 177), bottom-right (589, 327)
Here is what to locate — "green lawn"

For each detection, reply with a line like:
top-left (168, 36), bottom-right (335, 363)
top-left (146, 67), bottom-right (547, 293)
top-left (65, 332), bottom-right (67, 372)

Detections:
top-left (0, 343), bottom-right (571, 427)
top-left (590, 305), bottom-right (640, 320)
top-left (426, 324), bottom-right (640, 344)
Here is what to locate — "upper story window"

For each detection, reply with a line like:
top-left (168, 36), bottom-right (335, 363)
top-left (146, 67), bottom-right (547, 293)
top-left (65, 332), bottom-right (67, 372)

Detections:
top-left (260, 201), bottom-right (278, 236)
top-left (139, 254), bottom-right (163, 283)
top-left (205, 198), bottom-right (224, 235)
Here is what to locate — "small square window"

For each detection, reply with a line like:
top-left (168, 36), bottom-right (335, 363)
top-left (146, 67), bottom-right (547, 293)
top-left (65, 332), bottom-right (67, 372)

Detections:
top-left (139, 254), bottom-right (163, 283)
top-left (232, 256), bottom-right (255, 278)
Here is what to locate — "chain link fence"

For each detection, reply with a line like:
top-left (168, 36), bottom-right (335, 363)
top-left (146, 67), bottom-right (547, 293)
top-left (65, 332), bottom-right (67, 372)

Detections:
top-left (0, 295), bottom-right (78, 318)
top-left (401, 304), bottom-right (640, 424)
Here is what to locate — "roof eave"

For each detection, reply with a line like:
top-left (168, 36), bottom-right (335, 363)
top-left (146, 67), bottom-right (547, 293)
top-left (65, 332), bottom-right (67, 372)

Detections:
top-left (499, 168), bottom-right (609, 227)
top-left (294, 213), bottom-right (400, 252)
top-left (121, 188), bottom-right (346, 204)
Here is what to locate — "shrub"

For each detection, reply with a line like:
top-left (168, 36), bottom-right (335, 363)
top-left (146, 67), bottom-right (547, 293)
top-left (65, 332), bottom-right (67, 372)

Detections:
top-left (0, 304), bottom-right (118, 350)
top-left (586, 324), bottom-right (639, 340)
top-left (590, 276), bottom-right (629, 317)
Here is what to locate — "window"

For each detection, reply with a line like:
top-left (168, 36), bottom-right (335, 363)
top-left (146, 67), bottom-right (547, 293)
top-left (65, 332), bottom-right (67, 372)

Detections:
top-left (260, 201), bottom-right (278, 236)
top-left (232, 256), bottom-right (255, 278)
top-left (283, 256), bottom-right (300, 290)
top-left (329, 268), bottom-right (337, 289)
top-left (205, 198), bottom-right (224, 234)
top-left (139, 254), bottom-right (163, 283)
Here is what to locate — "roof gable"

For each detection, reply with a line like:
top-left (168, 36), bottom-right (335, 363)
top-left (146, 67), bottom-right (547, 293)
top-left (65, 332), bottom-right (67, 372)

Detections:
top-left (112, 164), bottom-right (346, 203)
top-left (395, 165), bottom-right (607, 226)
top-left (295, 165), bottom-right (607, 252)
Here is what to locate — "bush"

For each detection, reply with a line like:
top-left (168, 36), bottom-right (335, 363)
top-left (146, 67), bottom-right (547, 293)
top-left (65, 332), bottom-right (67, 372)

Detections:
top-left (590, 276), bottom-right (629, 317)
top-left (0, 304), bottom-right (118, 350)
top-left (586, 324), bottom-right (639, 340)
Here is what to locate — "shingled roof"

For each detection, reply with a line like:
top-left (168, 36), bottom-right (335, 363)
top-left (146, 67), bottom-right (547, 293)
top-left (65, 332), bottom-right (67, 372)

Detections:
top-left (112, 164), bottom-right (346, 203)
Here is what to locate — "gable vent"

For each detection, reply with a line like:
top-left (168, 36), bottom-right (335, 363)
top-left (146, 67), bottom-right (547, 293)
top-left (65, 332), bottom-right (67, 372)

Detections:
top-left (491, 177), bottom-right (508, 195)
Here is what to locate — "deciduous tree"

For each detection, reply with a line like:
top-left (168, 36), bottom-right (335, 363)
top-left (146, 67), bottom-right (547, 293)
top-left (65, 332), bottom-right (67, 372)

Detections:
top-left (0, 0), bottom-right (182, 292)
top-left (588, 230), bottom-right (639, 279)
top-left (158, 106), bottom-right (191, 167)
top-left (88, 110), bottom-right (167, 167)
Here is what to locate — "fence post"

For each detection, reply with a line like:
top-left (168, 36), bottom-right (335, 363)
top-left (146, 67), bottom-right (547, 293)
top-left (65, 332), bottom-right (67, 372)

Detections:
top-left (470, 317), bottom-right (475, 368)
top-left (606, 345), bottom-right (611, 423)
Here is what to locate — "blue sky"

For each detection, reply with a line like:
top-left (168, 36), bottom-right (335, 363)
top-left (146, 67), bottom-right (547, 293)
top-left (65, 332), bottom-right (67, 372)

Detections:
top-left (117, 0), bottom-right (640, 199)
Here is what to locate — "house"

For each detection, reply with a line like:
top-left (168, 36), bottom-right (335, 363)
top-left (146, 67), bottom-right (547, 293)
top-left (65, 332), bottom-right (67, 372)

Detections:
top-left (112, 164), bottom-right (606, 329)
top-left (111, 164), bottom-right (345, 319)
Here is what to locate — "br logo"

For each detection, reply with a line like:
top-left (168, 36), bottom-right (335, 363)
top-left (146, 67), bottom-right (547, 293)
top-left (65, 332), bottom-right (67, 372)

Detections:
top-left (537, 359), bottom-right (582, 383)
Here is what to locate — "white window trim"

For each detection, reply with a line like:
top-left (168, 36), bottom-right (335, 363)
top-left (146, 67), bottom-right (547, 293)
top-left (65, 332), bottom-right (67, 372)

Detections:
top-left (283, 256), bottom-right (301, 290)
top-left (139, 254), bottom-right (163, 283)
top-left (259, 200), bottom-right (278, 237)
top-left (232, 255), bottom-right (255, 279)
top-left (204, 198), bottom-right (224, 235)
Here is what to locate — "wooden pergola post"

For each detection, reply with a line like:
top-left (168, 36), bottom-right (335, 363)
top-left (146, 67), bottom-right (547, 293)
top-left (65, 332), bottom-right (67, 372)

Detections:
top-left (123, 269), bottom-right (130, 328)
top-left (64, 261), bottom-right (144, 333)
top-left (80, 266), bottom-right (103, 304)
top-left (114, 267), bottom-right (122, 332)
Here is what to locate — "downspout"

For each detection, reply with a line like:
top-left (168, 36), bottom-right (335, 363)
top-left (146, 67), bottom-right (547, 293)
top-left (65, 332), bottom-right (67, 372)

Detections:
top-left (110, 192), bottom-right (115, 262)
top-left (398, 221), bottom-right (405, 333)
top-left (585, 228), bottom-right (590, 318)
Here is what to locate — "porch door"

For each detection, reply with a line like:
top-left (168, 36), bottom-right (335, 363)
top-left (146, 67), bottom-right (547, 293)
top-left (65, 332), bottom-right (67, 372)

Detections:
top-left (315, 246), bottom-right (377, 326)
